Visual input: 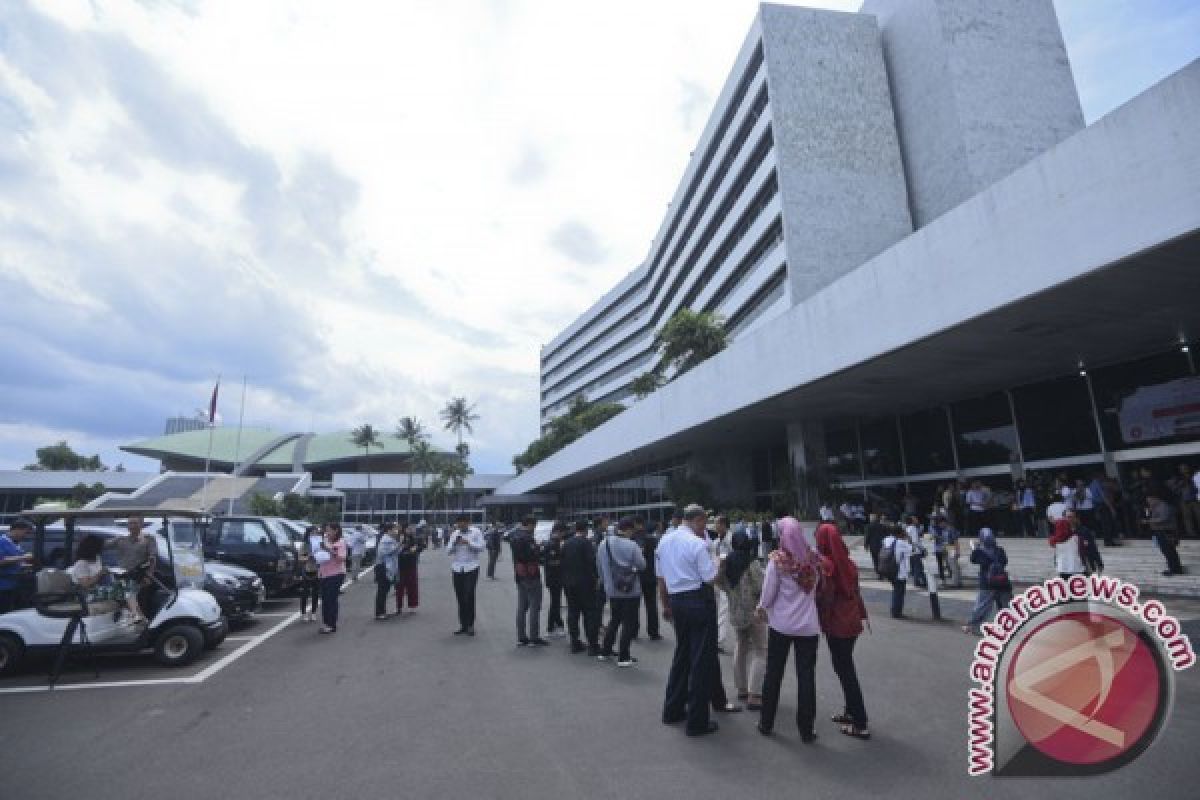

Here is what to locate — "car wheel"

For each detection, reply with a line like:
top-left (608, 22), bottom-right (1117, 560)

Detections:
top-left (0, 634), bottom-right (24, 676)
top-left (154, 625), bottom-right (205, 667)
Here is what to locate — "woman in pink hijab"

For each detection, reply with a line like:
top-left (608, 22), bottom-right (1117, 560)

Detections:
top-left (755, 517), bottom-right (822, 741)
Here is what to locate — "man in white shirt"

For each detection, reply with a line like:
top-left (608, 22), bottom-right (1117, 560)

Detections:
top-left (965, 481), bottom-right (991, 538)
top-left (446, 514), bottom-right (485, 635)
top-left (657, 504), bottom-right (720, 738)
top-left (882, 526), bottom-right (914, 618)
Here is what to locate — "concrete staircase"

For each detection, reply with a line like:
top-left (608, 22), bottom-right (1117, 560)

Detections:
top-left (846, 537), bottom-right (1200, 598)
top-left (178, 476), bottom-right (259, 512)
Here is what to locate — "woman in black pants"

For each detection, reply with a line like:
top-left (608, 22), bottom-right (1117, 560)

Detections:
top-left (815, 522), bottom-right (870, 740)
top-left (298, 526), bottom-right (321, 622)
top-left (756, 517), bottom-right (822, 741)
top-left (317, 523), bottom-right (347, 634)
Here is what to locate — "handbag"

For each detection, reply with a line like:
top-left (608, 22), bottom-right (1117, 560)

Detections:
top-left (605, 539), bottom-right (637, 594)
top-left (987, 561), bottom-right (1012, 591)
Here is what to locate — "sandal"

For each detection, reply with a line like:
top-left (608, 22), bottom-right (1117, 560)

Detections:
top-left (840, 723), bottom-right (871, 740)
top-left (831, 713), bottom-right (853, 725)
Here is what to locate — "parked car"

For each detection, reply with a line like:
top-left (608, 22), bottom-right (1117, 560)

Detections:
top-left (202, 516), bottom-right (299, 597)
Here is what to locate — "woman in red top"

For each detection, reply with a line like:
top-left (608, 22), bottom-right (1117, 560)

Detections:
top-left (815, 522), bottom-right (870, 740)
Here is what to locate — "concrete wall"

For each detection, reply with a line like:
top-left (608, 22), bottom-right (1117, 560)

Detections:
top-left (759, 4), bottom-right (913, 304)
top-left (862, 0), bottom-right (1084, 227)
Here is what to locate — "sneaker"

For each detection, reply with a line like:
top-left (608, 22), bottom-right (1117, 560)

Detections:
top-left (375, 615), bottom-right (388, 621)
top-left (530, 638), bottom-right (550, 647)
top-left (617, 657), bottom-right (638, 668)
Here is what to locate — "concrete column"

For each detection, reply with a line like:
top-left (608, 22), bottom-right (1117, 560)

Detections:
top-left (787, 421), bottom-right (828, 514)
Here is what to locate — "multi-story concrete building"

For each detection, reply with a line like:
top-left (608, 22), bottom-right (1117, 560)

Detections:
top-left (507, 0), bottom-right (1200, 526)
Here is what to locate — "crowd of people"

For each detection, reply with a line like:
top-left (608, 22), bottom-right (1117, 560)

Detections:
top-left (225, 464), bottom-right (1200, 746)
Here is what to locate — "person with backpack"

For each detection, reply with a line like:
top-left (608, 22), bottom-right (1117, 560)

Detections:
top-left (755, 517), bottom-right (822, 742)
top-left (510, 516), bottom-right (547, 647)
top-left (374, 523), bottom-right (399, 620)
top-left (814, 522), bottom-right (870, 740)
top-left (596, 516), bottom-right (647, 667)
top-left (879, 524), bottom-right (913, 619)
top-left (297, 525), bottom-right (322, 622)
top-left (962, 528), bottom-right (1012, 635)
top-left (716, 529), bottom-right (766, 710)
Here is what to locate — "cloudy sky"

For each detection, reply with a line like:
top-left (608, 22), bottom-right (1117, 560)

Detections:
top-left (1, 0), bottom-right (1197, 475)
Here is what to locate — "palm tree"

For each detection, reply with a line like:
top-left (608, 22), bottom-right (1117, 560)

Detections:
top-left (396, 416), bottom-right (429, 523)
top-left (441, 458), bottom-right (471, 522)
top-left (440, 397), bottom-right (479, 460)
top-left (350, 424), bottom-right (383, 523)
top-left (426, 475), bottom-right (448, 526)
top-left (408, 438), bottom-right (436, 523)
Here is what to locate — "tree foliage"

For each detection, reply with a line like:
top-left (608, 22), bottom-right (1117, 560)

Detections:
top-left (629, 371), bottom-right (664, 400)
top-left (626, 309), bottom-right (728, 402)
top-left (68, 482), bottom-right (107, 508)
top-left (247, 492), bottom-right (281, 516)
top-left (655, 308), bottom-right (727, 377)
top-left (512, 395), bottom-right (624, 474)
top-left (440, 397), bottom-right (479, 448)
top-left (25, 441), bottom-right (107, 472)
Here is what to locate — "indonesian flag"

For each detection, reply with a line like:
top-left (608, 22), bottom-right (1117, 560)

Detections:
top-left (208, 378), bottom-right (220, 425)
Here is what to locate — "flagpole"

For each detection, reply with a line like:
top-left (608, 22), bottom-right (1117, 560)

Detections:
top-left (228, 376), bottom-right (247, 516)
top-left (201, 375), bottom-right (220, 513)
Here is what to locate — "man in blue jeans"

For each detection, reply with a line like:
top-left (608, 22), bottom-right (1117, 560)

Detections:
top-left (510, 517), bottom-right (547, 647)
top-left (657, 505), bottom-right (720, 737)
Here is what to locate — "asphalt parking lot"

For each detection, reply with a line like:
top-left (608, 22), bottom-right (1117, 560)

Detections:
top-left (1, 564), bottom-right (1199, 800)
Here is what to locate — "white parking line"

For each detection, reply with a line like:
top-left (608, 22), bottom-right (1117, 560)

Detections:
top-left (189, 612), bottom-right (299, 682)
top-left (0, 612), bottom-right (300, 695)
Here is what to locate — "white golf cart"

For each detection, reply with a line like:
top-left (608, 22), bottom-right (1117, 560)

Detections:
top-left (0, 507), bottom-right (227, 684)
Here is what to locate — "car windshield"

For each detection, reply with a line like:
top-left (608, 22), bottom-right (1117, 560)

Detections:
top-left (265, 519), bottom-right (294, 548)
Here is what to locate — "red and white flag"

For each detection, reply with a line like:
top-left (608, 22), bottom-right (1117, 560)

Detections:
top-left (208, 378), bottom-right (220, 425)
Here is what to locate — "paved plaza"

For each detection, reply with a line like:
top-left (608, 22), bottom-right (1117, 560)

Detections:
top-left (2, 563), bottom-right (1198, 800)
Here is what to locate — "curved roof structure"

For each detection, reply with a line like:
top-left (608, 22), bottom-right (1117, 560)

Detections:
top-left (122, 428), bottom-right (443, 472)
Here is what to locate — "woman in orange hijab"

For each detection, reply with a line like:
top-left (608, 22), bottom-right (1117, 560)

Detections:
top-left (815, 522), bottom-right (870, 740)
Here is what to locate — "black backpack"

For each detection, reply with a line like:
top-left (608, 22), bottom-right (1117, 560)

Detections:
top-left (878, 539), bottom-right (899, 581)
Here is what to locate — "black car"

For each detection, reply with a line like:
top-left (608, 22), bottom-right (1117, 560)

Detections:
top-left (203, 516), bottom-right (298, 597)
top-left (201, 560), bottom-right (264, 621)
